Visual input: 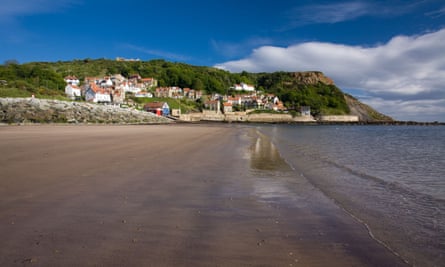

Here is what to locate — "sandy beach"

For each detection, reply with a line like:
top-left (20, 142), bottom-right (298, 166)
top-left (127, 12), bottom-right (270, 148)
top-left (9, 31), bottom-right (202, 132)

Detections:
top-left (0, 124), bottom-right (408, 266)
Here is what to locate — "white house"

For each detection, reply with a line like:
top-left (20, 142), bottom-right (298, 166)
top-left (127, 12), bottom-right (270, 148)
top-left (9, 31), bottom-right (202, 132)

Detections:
top-left (233, 82), bottom-right (255, 92)
top-left (65, 84), bottom-right (81, 100)
top-left (135, 91), bottom-right (153, 98)
top-left (64, 76), bottom-right (80, 86)
top-left (122, 82), bottom-right (142, 94)
top-left (85, 83), bottom-right (111, 103)
top-left (100, 77), bottom-right (113, 87)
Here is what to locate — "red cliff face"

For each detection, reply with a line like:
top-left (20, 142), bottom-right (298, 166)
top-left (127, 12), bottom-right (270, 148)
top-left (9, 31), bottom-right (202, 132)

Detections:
top-left (291, 71), bottom-right (334, 85)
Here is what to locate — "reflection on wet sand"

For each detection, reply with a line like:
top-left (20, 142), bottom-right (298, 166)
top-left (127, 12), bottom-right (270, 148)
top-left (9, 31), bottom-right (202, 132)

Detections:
top-left (250, 131), bottom-right (293, 171)
top-left (249, 131), bottom-right (296, 203)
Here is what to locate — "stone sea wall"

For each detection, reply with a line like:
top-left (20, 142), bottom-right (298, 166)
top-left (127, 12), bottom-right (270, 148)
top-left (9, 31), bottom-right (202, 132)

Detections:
top-left (0, 98), bottom-right (171, 124)
top-left (179, 112), bottom-right (316, 123)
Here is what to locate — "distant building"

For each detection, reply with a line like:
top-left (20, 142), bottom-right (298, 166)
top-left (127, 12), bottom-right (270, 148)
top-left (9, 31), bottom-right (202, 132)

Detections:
top-left (84, 83), bottom-right (111, 103)
top-left (233, 82), bottom-right (255, 92)
top-left (140, 78), bottom-right (158, 88)
top-left (223, 102), bottom-right (233, 113)
top-left (135, 91), bottom-right (153, 98)
top-left (116, 57), bottom-right (140, 62)
top-left (143, 102), bottom-right (170, 116)
top-left (65, 84), bottom-right (81, 100)
top-left (64, 76), bottom-right (80, 86)
top-left (204, 100), bottom-right (220, 113)
top-left (301, 106), bottom-right (311, 116)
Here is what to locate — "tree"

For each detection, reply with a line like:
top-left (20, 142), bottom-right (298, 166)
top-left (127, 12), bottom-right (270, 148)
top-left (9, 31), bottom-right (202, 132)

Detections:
top-left (192, 78), bottom-right (204, 90)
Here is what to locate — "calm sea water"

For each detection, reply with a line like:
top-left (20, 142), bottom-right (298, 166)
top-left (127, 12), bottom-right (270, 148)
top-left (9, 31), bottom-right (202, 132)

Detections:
top-left (256, 125), bottom-right (445, 266)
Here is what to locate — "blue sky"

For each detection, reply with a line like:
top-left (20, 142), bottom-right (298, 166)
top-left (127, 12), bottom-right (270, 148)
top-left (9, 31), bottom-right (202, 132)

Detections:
top-left (1, 0), bottom-right (445, 122)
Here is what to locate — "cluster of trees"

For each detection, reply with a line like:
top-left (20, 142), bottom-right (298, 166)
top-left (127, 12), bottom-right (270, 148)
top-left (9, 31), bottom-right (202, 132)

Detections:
top-left (0, 61), bottom-right (67, 98)
top-left (0, 58), bottom-right (350, 115)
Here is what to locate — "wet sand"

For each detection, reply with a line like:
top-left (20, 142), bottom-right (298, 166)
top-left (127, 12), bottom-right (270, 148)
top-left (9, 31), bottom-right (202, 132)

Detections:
top-left (0, 125), bottom-right (408, 266)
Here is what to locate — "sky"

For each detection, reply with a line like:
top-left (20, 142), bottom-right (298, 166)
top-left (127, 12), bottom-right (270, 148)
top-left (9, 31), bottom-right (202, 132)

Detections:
top-left (1, 0), bottom-right (445, 122)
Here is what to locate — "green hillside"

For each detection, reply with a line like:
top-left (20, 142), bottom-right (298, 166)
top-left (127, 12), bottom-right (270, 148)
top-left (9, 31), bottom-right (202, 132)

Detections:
top-left (0, 58), bottom-right (385, 119)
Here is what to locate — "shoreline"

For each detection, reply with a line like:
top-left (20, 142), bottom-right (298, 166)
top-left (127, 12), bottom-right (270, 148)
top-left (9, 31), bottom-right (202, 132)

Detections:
top-left (0, 124), bottom-right (409, 266)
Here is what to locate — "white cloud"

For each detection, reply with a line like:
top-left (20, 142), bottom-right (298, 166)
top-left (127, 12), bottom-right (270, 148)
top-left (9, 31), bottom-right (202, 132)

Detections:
top-left (215, 28), bottom-right (445, 122)
top-left (283, 1), bottom-right (419, 28)
top-left (287, 2), bottom-right (371, 25)
top-left (121, 44), bottom-right (191, 61)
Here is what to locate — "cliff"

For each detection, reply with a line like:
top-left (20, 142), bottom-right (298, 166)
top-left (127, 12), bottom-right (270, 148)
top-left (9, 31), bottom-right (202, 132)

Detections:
top-left (344, 94), bottom-right (394, 122)
top-left (290, 71), bottom-right (334, 85)
top-left (275, 71), bottom-right (392, 122)
top-left (0, 98), bottom-right (172, 124)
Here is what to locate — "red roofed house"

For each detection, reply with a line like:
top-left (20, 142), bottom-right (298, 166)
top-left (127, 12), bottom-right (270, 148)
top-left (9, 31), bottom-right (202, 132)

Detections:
top-left (223, 102), bottom-right (233, 113)
top-left (85, 83), bottom-right (111, 103)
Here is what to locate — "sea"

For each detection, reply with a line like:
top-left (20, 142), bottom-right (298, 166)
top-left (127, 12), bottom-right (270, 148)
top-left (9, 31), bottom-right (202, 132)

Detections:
top-left (255, 124), bottom-right (445, 266)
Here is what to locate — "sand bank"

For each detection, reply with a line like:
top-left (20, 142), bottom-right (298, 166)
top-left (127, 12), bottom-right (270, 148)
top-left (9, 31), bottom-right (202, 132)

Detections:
top-left (0, 125), bottom-right (407, 266)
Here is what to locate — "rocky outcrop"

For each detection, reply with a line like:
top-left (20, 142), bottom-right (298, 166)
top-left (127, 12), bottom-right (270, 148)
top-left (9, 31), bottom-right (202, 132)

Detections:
top-left (291, 71), bottom-right (334, 85)
top-left (0, 98), bottom-right (172, 124)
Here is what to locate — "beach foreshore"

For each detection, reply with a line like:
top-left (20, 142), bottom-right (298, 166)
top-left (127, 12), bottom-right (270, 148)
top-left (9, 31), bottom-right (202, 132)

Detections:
top-left (0, 125), bottom-right (408, 266)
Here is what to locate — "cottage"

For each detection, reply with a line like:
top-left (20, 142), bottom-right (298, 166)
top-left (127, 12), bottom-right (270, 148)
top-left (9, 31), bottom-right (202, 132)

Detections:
top-left (204, 100), bottom-right (220, 112)
top-left (100, 77), bottom-right (113, 87)
top-left (223, 102), bottom-right (233, 113)
top-left (233, 82), bottom-right (255, 92)
top-left (135, 91), bottom-right (153, 98)
top-left (65, 84), bottom-right (81, 100)
top-left (111, 88), bottom-right (125, 104)
top-left (64, 76), bottom-right (80, 85)
top-left (85, 83), bottom-right (111, 103)
top-left (227, 96), bottom-right (241, 106)
top-left (143, 102), bottom-right (170, 116)
top-left (140, 78), bottom-right (158, 88)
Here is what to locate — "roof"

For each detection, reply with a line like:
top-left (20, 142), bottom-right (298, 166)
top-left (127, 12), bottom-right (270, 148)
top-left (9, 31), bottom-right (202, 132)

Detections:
top-left (144, 102), bottom-right (167, 109)
top-left (88, 83), bottom-right (109, 94)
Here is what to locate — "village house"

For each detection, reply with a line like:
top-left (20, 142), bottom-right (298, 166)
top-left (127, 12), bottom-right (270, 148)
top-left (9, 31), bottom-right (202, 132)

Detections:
top-left (123, 81), bottom-right (142, 94)
top-left (227, 96), bottom-right (241, 106)
top-left (140, 77), bottom-right (158, 88)
top-left (143, 102), bottom-right (170, 116)
top-left (223, 102), bottom-right (233, 113)
top-left (64, 75), bottom-right (80, 86)
top-left (204, 100), bottom-right (220, 113)
top-left (135, 91), bottom-right (153, 98)
top-left (64, 84), bottom-right (81, 100)
top-left (111, 89), bottom-right (125, 104)
top-left (100, 77), bottom-right (113, 87)
top-left (168, 87), bottom-right (183, 99)
top-left (84, 83), bottom-right (112, 103)
top-left (232, 82), bottom-right (255, 92)
top-left (183, 88), bottom-right (200, 100)
top-left (155, 87), bottom-right (170, 98)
